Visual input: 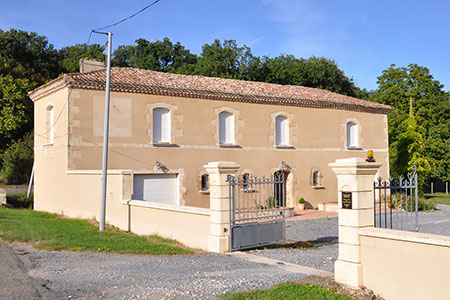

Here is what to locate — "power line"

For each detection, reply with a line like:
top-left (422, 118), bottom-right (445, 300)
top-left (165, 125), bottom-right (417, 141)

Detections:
top-left (92, 0), bottom-right (161, 32)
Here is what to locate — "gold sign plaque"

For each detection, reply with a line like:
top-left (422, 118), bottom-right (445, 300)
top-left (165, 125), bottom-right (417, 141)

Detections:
top-left (342, 192), bottom-right (352, 209)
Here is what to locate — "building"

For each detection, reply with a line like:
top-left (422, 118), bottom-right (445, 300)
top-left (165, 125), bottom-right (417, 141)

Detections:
top-left (29, 64), bottom-right (391, 247)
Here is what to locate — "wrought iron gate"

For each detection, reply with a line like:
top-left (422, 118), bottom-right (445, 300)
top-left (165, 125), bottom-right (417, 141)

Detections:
top-left (227, 172), bottom-right (286, 251)
top-left (374, 165), bottom-right (419, 231)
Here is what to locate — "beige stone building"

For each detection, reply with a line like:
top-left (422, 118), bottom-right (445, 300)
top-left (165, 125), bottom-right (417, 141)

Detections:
top-left (29, 66), bottom-right (390, 244)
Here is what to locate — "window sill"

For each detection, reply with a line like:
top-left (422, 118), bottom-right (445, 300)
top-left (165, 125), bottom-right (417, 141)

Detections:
top-left (199, 190), bottom-right (210, 195)
top-left (312, 186), bottom-right (325, 189)
top-left (219, 144), bottom-right (241, 149)
top-left (152, 142), bottom-right (179, 148)
top-left (346, 146), bottom-right (363, 151)
top-left (276, 145), bottom-right (295, 150)
top-left (42, 143), bottom-right (54, 147)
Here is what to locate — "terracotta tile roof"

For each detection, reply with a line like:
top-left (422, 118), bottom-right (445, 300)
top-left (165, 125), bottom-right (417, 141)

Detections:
top-left (29, 67), bottom-right (391, 114)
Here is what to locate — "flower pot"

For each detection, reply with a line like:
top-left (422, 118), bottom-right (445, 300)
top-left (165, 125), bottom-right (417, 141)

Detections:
top-left (298, 203), bottom-right (305, 210)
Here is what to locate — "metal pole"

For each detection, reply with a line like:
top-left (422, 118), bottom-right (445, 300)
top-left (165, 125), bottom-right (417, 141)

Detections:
top-left (99, 32), bottom-right (112, 232)
top-left (27, 161), bottom-right (35, 198)
top-left (446, 182), bottom-right (448, 195)
top-left (431, 182), bottom-right (433, 195)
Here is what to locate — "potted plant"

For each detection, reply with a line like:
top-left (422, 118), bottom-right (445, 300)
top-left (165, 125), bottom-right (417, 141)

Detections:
top-left (298, 197), bottom-right (306, 210)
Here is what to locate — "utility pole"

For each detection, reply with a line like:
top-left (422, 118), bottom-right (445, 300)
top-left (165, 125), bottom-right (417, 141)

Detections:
top-left (96, 31), bottom-right (112, 232)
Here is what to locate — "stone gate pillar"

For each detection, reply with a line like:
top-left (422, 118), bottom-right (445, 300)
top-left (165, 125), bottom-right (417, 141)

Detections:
top-left (204, 161), bottom-right (240, 253)
top-left (329, 158), bottom-right (381, 287)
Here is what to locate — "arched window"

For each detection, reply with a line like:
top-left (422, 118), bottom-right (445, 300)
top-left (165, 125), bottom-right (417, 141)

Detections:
top-left (242, 173), bottom-right (250, 190)
top-left (153, 108), bottom-right (171, 143)
top-left (219, 111), bottom-right (234, 144)
top-left (311, 168), bottom-right (323, 188)
top-left (46, 105), bottom-right (54, 144)
top-left (275, 116), bottom-right (288, 146)
top-left (346, 121), bottom-right (358, 148)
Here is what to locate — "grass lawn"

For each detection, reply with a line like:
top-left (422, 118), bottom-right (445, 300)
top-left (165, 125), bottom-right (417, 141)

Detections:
top-left (0, 206), bottom-right (191, 255)
top-left (425, 193), bottom-right (450, 206)
top-left (222, 282), bottom-right (353, 300)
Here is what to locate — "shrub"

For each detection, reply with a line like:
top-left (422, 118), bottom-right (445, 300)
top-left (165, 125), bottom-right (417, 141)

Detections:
top-left (0, 132), bottom-right (33, 184)
top-left (265, 196), bottom-right (279, 208)
top-left (6, 192), bottom-right (33, 209)
top-left (298, 197), bottom-right (305, 204)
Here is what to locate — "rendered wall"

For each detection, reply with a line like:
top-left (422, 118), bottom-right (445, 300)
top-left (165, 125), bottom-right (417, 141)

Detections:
top-left (37, 170), bottom-right (210, 250)
top-left (65, 88), bottom-right (389, 209)
top-left (360, 227), bottom-right (450, 300)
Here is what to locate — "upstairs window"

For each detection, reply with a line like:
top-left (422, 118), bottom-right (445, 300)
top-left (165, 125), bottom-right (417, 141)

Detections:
top-left (346, 121), bottom-right (359, 148)
top-left (219, 111), bottom-right (234, 144)
top-left (275, 116), bottom-right (288, 146)
top-left (153, 108), bottom-right (171, 143)
top-left (46, 105), bottom-right (54, 144)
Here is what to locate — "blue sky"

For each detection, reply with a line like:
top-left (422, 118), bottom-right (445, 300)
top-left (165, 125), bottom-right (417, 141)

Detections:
top-left (2, 0), bottom-right (450, 91)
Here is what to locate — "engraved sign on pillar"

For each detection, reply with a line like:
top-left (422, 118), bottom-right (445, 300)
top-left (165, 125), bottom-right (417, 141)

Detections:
top-left (342, 192), bottom-right (352, 209)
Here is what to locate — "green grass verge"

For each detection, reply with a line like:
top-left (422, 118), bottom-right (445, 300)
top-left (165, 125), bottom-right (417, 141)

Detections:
top-left (222, 282), bottom-right (353, 300)
top-left (425, 193), bottom-right (450, 206)
top-left (0, 206), bottom-right (191, 255)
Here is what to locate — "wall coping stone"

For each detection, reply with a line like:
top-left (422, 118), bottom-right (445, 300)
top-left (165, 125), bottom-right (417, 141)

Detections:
top-left (359, 227), bottom-right (450, 247)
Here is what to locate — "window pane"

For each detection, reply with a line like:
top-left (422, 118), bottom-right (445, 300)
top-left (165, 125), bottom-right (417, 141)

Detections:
top-left (276, 116), bottom-right (287, 145)
top-left (201, 174), bottom-right (209, 191)
top-left (346, 122), bottom-right (358, 147)
top-left (219, 112), bottom-right (234, 144)
top-left (153, 108), bottom-right (170, 142)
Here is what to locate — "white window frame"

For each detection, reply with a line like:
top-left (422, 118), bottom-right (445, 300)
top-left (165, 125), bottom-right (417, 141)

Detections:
top-left (153, 108), bottom-right (171, 143)
top-left (275, 115), bottom-right (289, 146)
top-left (346, 121), bottom-right (359, 149)
top-left (219, 111), bottom-right (235, 145)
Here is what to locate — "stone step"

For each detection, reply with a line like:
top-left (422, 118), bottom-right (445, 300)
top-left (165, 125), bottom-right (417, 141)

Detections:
top-left (318, 201), bottom-right (339, 212)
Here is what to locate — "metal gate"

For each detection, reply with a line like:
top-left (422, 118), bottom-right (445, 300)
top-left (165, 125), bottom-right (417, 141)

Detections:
top-left (374, 164), bottom-right (419, 231)
top-left (227, 172), bottom-right (286, 251)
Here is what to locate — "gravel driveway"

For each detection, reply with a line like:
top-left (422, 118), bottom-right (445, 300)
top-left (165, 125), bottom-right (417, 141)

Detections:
top-left (16, 247), bottom-right (309, 300)
top-left (3, 205), bottom-right (449, 299)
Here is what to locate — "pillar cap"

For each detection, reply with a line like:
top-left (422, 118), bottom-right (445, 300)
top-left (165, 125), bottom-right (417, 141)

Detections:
top-left (329, 158), bottom-right (381, 175)
top-left (204, 161), bottom-right (241, 174)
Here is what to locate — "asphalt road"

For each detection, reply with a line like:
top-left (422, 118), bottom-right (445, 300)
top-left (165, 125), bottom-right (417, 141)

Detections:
top-left (0, 241), bottom-right (64, 300)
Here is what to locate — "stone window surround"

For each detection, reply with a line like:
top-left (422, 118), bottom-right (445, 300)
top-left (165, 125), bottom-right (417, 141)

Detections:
top-left (212, 106), bottom-right (242, 147)
top-left (146, 102), bottom-right (182, 146)
top-left (44, 102), bottom-right (55, 146)
top-left (197, 169), bottom-right (210, 194)
top-left (269, 111), bottom-right (296, 149)
top-left (311, 167), bottom-right (324, 189)
top-left (345, 117), bottom-right (363, 150)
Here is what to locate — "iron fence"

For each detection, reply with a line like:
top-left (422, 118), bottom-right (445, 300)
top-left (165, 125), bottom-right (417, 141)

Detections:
top-left (374, 166), bottom-right (418, 231)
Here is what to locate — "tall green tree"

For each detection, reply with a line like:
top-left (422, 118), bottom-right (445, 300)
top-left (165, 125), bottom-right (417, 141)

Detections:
top-left (0, 74), bottom-right (36, 147)
top-left (0, 28), bottom-right (62, 84)
top-left (112, 37), bottom-right (197, 72)
top-left (370, 64), bottom-right (450, 182)
top-left (59, 43), bottom-right (105, 73)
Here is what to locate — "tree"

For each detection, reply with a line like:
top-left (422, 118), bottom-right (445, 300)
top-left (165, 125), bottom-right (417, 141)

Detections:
top-left (0, 75), bottom-right (36, 148)
top-left (0, 28), bottom-right (62, 84)
top-left (59, 43), bottom-right (105, 73)
top-left (370, 64), bottom-right (450, 183)
top-left (189, 39), bottom-right (255, 79)
top-left (112, 37), bottom-right (197, 72)
top-left (391, 115), bottom-right (431, 193)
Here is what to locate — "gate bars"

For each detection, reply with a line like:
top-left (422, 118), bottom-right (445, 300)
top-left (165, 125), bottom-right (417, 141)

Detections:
top-left (374, 164), bottom-right (419, 232)
top-left (227, 172), bottom-right (286, 250)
